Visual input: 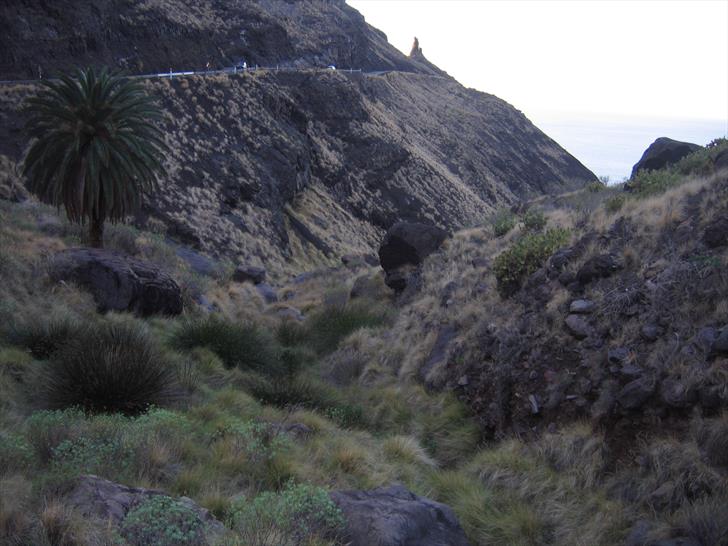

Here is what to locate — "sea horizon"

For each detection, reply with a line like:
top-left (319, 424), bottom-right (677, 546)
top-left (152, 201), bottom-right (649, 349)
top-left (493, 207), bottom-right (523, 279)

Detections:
top-left (530, 110), bottom-right (728, 183)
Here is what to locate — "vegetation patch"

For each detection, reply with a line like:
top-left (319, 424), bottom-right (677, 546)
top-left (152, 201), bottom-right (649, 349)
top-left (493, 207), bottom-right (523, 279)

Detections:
top-left (494, 228), bottom-right (570, 296)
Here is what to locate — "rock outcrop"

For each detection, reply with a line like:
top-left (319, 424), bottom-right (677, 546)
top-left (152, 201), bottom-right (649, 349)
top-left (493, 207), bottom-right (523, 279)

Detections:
top-left (67, 475), bottom-right (224, 541)
top-left (379, 222), bottom-right (450, 291)
top-left (49, 248), bottom-right (183, 316)
top-left (630, 137), bottom-right (702, 178)
top-left (331, 484), bottom-right (471, 546)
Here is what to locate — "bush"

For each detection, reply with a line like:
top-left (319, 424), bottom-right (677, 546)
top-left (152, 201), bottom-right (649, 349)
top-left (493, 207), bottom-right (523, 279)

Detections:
top-left (6, 315), bottom-right (82, 359)
top-left (605, 194), bottom-right (626, 213)
top-left (228, 482), bottom-right (344, 546)
top-left (305, 303), bottom-right (388, 355)
top-left (629, 169), bottom-right (681, 197)
top-left (51, 436), bottom-right (134, 481)
top-left (521, 208), bottom-right (547, 232)
top-left (491, 208), bottom-right (517, 237)
top-left (493, 228), bottom-right (569, 296)
top-left (39, 319), bottom-right (176, 414)
top-left (120, 495), bottom-right (207, 546)
top-left (172, 316), bottom-right (282, 374)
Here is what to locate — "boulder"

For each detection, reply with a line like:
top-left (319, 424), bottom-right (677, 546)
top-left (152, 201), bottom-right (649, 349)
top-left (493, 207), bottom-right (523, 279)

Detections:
top-left (330, 484), bottom-right (471, 546)
top-left (576, 254), bottom-right (622, 284)
top-left (569, 299), bottom-right (595, 314)
top-left (49, 248), bottom-right (182, 316)
top-left (617, 377), bottom-right (655, 410)
top-left (702, 217), bottom-right (728, 248)
top-left (379, 222), bottom-right (450, 292)
top-left (66, 475), bottom-right (224, 539)
top-left (564, 314), bottom-right (592, 339)
top-left (233, 265), bottom-right (266, 284)
top-left (630, 137), bottom-right (701, 178)
top-left (256, 283), bottom-right (278, 304)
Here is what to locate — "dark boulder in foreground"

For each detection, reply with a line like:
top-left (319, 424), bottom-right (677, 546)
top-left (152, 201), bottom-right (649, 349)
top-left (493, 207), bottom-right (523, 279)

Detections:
top-left (67, 475), bottom-right (224, 541)
top-left (331, 484), bottom-right (471, 546)
top-left (49, 248), bottom-right (183, 316)
top-left (233, 264), bottom-right (266, 284)
top-left (379, 222), bottom-right (450, 291)
top-left (630, 137), bottom-right (701, 178)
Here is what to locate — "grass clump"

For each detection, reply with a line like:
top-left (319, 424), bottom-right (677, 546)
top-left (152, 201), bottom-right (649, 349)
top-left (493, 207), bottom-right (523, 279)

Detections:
top-left (39, 319), bottom-right (176, 415)
top-left (228, 481), bottom-right (343, 546)
top-left (491, 208), bottom-right (518, 237)
top-left (494, 228), bottom-right (570, 296)
top-left (304, 303), bottom-right (389, 355)
top-left (172, 315), bottom-right (281, 374)
top-left (604, 194), bottom-right (626, 213)
top-left (5, 314), bottom-right (82, 359)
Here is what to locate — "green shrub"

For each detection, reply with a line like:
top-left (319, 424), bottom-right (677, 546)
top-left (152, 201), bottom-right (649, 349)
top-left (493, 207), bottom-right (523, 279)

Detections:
top-left (629, 169), bottom-right (681, 197)
top-left (120, 495), bottom-right (207, 546)
top-left (493, 228), bottom-right (569, 296)
top-left (172, 316), bottom-right (281, 374)
top-left (305, 303), bottom-right (388, 355)
top-left (276, 321), bottom-right (308, 348)
top-left (605, 194), bottom-right (626, 213)
top-left (51, 436), bottom-right (134, 481)
top-left (521, 208), bottom-right (547, 233)
top-left (0, 432), bottom-right (33, 475)
top-left (228, 482), bottom-right (344, 546)
top-left (211, 420), bottom-right (291, 464)
top-left (491, 208), bottom-right (517, 237)
top-left (39, 319), bottom-right (176, 414)
top-left (25, 408), bottom-right (85, 464)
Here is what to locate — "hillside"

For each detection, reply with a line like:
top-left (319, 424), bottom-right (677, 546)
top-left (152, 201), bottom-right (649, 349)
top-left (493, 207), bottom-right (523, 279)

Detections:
top-left (0, 0), bottom-right (596, 277)
top-left (1, 144), bottom-right (727, 546)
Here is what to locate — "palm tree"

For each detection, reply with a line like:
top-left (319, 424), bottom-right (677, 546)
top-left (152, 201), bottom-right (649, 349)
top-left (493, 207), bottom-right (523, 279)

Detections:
top-left (23, 67), bottom-right (167, 248)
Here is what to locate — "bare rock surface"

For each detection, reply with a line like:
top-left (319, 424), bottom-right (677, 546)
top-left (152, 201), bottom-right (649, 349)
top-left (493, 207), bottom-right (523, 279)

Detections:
top-left (330, 484), bottom-right (471, 546)
top-left (49, 248), bottom-right (183, 316)
top-left (630, 137), bottom-right (701, 177)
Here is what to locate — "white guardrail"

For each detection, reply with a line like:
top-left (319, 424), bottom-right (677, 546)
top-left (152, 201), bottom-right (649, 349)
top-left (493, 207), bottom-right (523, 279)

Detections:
top-left (0, 65), bottom-right (367, 85)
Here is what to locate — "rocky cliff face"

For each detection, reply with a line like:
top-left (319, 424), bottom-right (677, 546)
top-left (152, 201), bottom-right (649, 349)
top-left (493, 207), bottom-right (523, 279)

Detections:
top-left (0, 0), bottom-right (596, 277)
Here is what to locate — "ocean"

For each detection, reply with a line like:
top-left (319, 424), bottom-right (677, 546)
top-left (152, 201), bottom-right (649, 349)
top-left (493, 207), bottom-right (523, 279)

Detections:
top-left (530, 112), bottom-right (728, 183)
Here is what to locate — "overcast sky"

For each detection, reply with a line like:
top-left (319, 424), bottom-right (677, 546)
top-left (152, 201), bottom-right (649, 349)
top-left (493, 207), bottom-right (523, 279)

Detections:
top-left (347, 0), bottom-right (728, 123)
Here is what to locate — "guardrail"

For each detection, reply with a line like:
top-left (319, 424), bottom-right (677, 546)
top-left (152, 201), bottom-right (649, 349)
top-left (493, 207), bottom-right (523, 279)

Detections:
top-left (0, 65), bottom-right (366, 86)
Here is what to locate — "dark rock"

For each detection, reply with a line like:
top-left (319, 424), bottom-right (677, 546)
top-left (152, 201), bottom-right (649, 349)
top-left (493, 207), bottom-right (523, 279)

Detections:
top-left (379, 222), bottom-right (449, 291)
top-left (641, 324), bottom-right (663, 342)
top-left (569, 299), bottom-right (595, 314)
top-left (173, 244), bottom-right (222, 278)
top-left (607, 347), bottom-right (631, 365)
top-left (698, 385), bottom-right (724, 409)
top-left (619, 363), bottom-right (644, 378)
top-left (713, 327), bottom-right (728, 354)
top-left (330, 484), bottom-right (471, 546)
top-left (255, 283), bottom-right (278, 304)
top-left (630, 137), bottom-right (701, 178)
top-left (576, 254), bottom-right (622, 284)
top-left (564, 314), bottom-right (592, 339)
top-left (549, 247), bottom-right (578, 271)
top-left (660, 378), bottom-right (697, 408)
top-left (617, 377), bottom-right (655, 410)
top-left (233, 265), bottom-right (266, 284)
top-left (49, 248), bottom-right (182, 316)
top-left (66, 474), bottom-right (224, 539)
top-left (342, 253), bottom-right (378, 268)
top-left (702, 217), bottom-right (728, 248)
top-left (558, 271), bottom-right (576, 287)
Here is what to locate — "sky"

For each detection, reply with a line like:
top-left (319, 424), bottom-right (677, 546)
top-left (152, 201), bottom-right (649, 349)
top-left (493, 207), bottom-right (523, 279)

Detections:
top-left (347, 0), bottom-right (728, 179)
top-left (347, 0), bottom-right (728, 121)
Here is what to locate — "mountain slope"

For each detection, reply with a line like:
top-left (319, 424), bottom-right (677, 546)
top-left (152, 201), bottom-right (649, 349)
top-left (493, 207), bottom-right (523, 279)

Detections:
top-left (0, 0), bottom-right (596, 277)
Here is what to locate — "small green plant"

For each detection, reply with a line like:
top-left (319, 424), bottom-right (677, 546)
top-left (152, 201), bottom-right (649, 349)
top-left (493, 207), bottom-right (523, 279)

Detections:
top-left (521, 208), bottom-right (547, 232)
top-left (51, 436), bottom-right (134, 481)
top-left (494, 228), bottom-right (569, 296)
top-left (604, 194), bottom-right (626, 213)
top-left (0, 432), bottom-right (34, 475)
top-left (588, 179), bottom-right (607, 192)
top-left (210, 420), bottom-right (291, 464)
top-left (39, 319), bottom-right (176, 414)
top-left (120, 495), bottom-right (206, 546)
top-left (228, 482), bottom-right (344, 546)
top-left (25, 408), bottom-right (85, 464)
top-left (491, 208), bottom-right (517, 237)
top-left (172, 316), bottom-right (281, 374)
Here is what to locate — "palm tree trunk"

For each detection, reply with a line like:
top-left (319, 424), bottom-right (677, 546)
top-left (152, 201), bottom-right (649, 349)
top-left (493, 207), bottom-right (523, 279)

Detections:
top-left (89, 214), bottom-right (104, 248)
